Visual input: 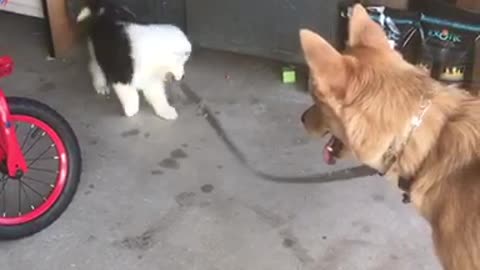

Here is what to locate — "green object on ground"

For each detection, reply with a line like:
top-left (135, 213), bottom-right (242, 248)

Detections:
top-left (282, 67), bottom-right (296, 84)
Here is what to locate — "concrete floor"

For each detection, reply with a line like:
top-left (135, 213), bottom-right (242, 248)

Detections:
top-left (0, 12), bottom-right (440, 270)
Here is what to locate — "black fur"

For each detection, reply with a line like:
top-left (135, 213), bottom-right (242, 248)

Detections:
top-left (85, 0), bottom-right (137, 84)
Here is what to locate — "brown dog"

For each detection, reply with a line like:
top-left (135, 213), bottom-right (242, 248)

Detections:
top-left (300, 4), bottom-right (480, 270)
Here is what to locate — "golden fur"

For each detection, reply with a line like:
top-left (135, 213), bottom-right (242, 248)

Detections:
top-left (300, 4), bottom-right (480, 270)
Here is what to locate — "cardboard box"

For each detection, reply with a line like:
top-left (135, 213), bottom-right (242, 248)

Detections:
top-left (456, 0), bottom-right (480, 11)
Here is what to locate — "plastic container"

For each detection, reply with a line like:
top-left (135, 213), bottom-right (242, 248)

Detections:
top-left (339, 3), bottom-right (422, 63)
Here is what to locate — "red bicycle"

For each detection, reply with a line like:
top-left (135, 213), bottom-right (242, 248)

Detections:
top-left (0, 56), bottom-right (81, 239)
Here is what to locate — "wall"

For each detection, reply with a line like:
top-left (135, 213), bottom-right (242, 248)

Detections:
top-left (107, 0), bottom-right (186, 30)
top-left (186, 0), bottom-right (344, 64)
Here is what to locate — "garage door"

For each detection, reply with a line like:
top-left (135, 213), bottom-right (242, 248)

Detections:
top-left (0, 0), bottom-right (44, 18)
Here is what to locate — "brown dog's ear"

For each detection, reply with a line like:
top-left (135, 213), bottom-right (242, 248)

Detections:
top-left (299, 29), bottom-right (347, 100)
top-left (348, 4), bottom-right (392, 50)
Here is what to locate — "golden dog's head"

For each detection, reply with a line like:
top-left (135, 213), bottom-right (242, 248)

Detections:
top-left (300, 4), bottom-right (435, 170)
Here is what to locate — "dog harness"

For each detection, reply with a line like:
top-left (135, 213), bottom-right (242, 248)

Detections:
top-left (377, 96), bottom-right (432, 203)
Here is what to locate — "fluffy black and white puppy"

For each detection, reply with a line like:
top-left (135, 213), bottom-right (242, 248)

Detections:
top-left (77, 0), bottom-right (191, 119)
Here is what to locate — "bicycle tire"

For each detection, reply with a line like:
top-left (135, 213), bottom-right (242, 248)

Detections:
top-left (0, 97), bottom-right (81, 240)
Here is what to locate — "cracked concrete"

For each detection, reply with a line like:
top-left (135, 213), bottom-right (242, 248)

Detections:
top-left (0, 11), bottom-right (441, 270)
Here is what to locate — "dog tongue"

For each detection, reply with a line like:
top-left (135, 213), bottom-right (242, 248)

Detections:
top-left (323, 136), bottom-right (337, 165)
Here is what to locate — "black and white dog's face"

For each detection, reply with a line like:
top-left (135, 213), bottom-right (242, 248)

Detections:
top-left (76, 0), bottom-right (136, 23)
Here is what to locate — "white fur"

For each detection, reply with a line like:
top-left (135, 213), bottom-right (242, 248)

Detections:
top-left (142, 79), bottom-right (178, 120)
top-left (113, 83), bottom-right (139, 117)
top-left (126, 24), bottom-right (191, 84)
top-left (88, 22), bottom-right (191, 119)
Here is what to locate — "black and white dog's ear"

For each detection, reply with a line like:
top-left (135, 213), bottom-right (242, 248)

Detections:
top-left (76, 0), bottom-right (136, 23)
top-left (76, 0), bottom-right (100, 22)
top-left (76, 6), bottom-right (92, 22)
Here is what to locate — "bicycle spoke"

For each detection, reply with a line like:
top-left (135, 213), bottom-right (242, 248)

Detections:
top-left (27, 144), bottom-right (56, 168)
top-left (23, 176), bottom-right (54, 188)
top-left (28, 167), bottom-right (58, 174)
top-left (31, 127), bottom-right (41, 140)
top-left (22, 132), bottom-right (46, 158)
top-left (0, 175), bottom-right (8, 197)
top-left (26, 156), bottom-right (58, 162)
top-left (19, 180), bottom-right (47, 201)
top-left (18, 179), bottom-right (22, 215)
top-left (19, 179), bottom-right (36, 211)
top-left (21, 124), bottom-right (34, 151)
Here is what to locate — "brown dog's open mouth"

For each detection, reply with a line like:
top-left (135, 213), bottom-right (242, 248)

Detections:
top-left (323, 135), bottom-right (343, 165)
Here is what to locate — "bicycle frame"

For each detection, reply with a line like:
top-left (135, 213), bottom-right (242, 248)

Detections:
top-left (0, 56), bottom-right (28, 177)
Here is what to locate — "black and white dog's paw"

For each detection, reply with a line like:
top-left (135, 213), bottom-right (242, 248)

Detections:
top-left (94, 85), bottom-right (110, 96)
top-left (155, 106), bottom-right (178, 120)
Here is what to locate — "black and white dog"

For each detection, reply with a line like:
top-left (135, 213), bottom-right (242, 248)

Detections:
top-left (77, 0), bottom-right (191, 119)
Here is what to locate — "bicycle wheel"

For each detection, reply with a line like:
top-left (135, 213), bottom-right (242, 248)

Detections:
top-left (0, 97), bottom-right (81, 240)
